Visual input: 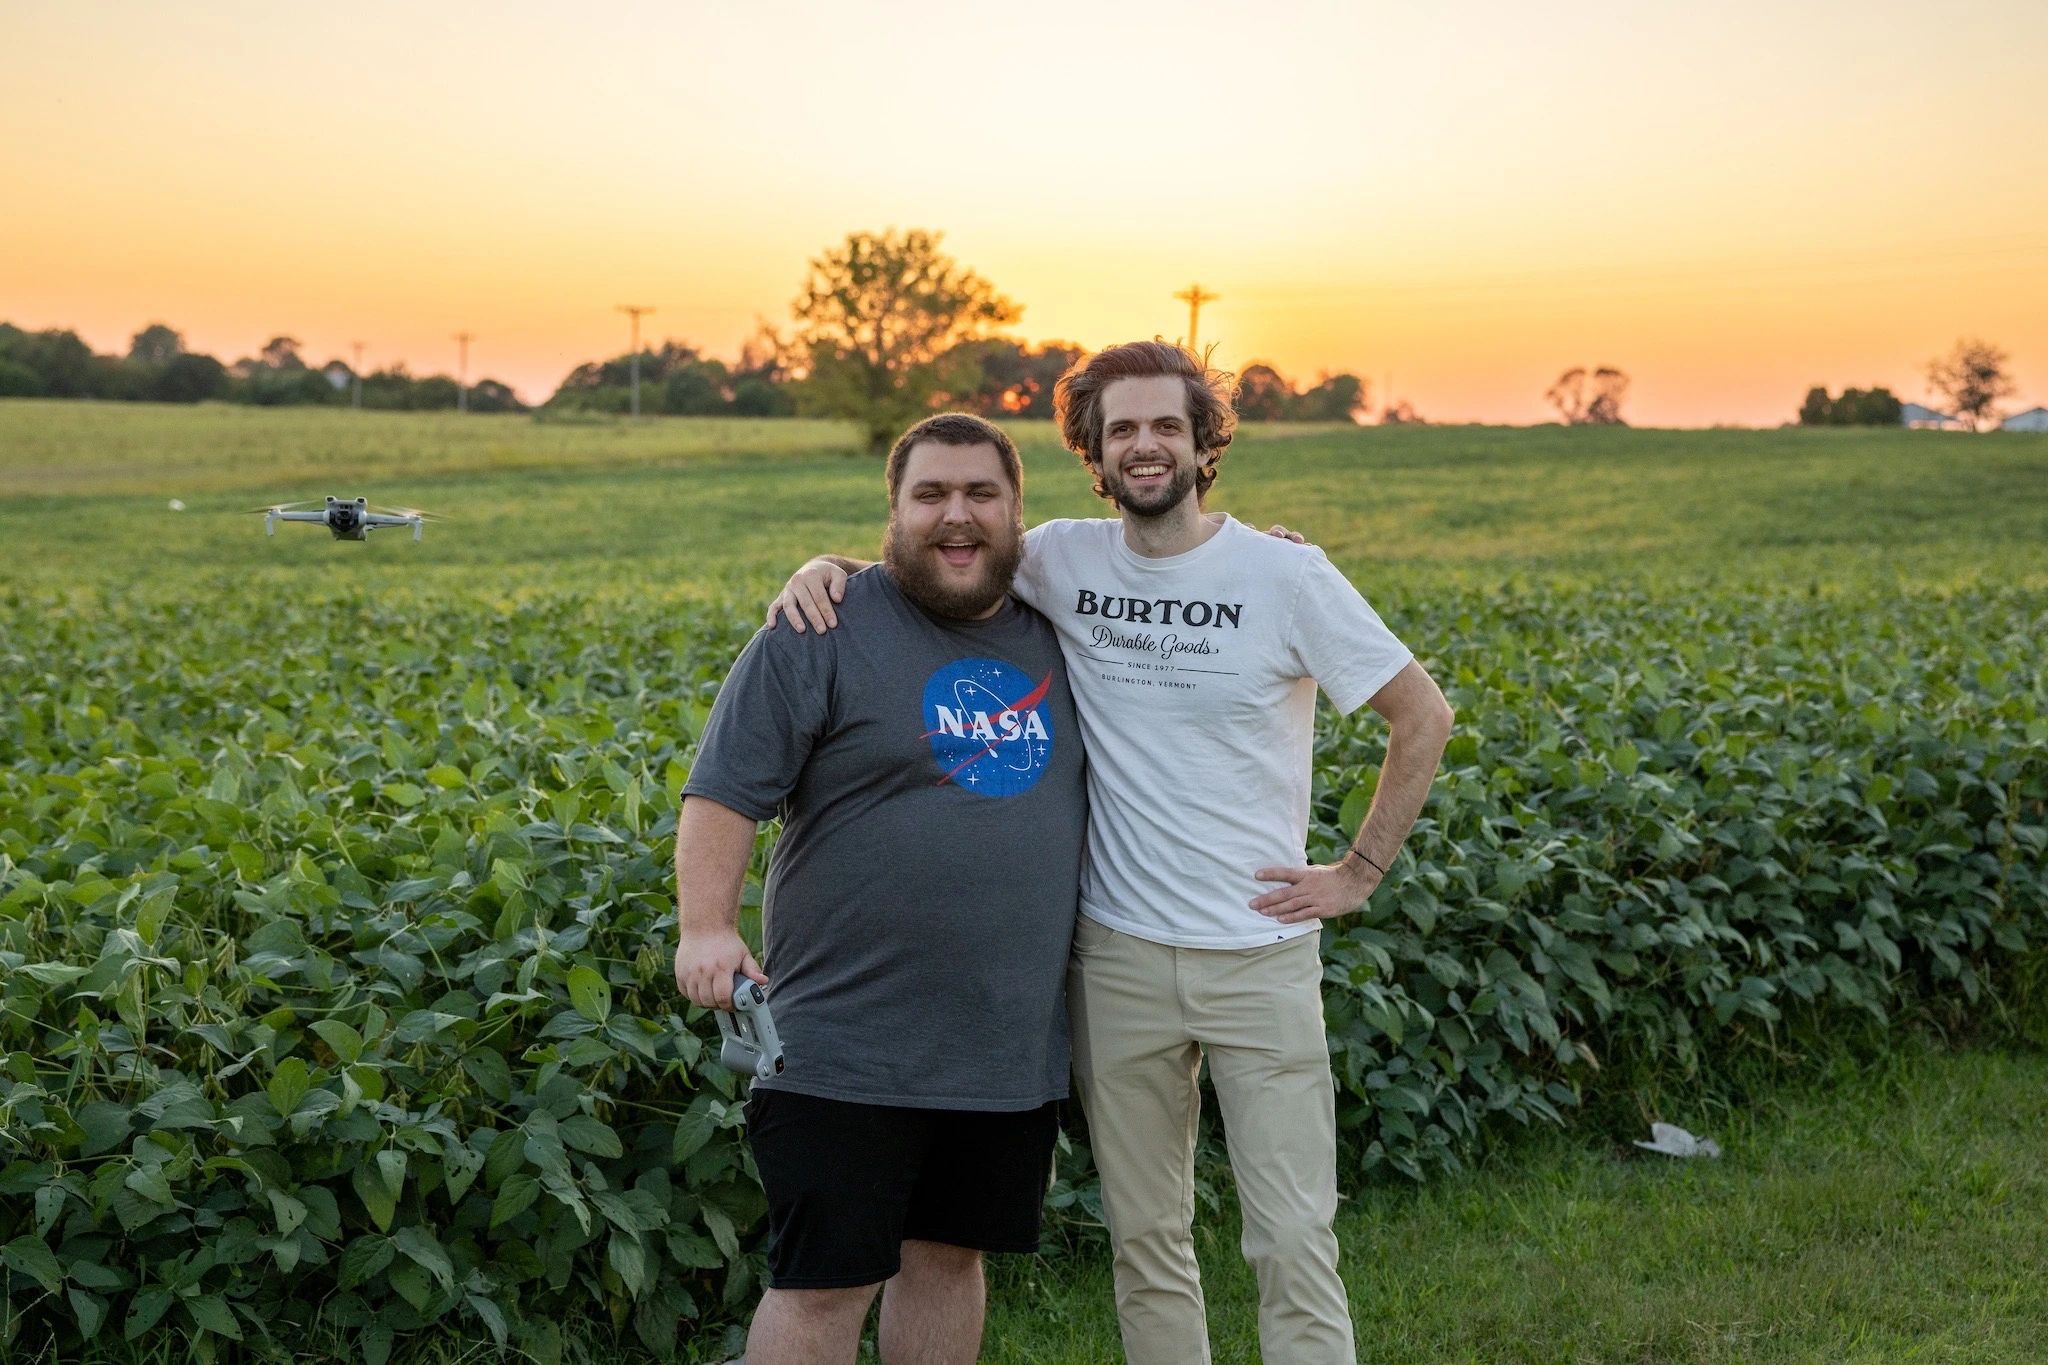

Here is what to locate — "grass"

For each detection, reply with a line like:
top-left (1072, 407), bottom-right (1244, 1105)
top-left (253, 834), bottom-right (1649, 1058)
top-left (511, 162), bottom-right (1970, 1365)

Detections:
top-left (968, 1038), bottom-right (2048, 1364)
top-left (363, 1038), bottom-right (2048, 1364)
top-left (2, 402), bottom-right (2044, 596)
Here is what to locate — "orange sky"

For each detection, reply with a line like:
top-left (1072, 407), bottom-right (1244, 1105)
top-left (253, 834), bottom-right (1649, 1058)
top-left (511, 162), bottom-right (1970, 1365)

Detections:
top-left (5, 1), bottom-right (2046, 426)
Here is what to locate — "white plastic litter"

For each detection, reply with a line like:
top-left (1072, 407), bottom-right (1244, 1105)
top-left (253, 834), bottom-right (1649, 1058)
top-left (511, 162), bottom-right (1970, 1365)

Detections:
top-left (1633, 1122), bottom-right (1721, 1158)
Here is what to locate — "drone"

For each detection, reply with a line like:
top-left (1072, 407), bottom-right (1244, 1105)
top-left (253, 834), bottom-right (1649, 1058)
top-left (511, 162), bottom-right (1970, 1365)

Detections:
top-left (250, 496), bottom-right (442, 541)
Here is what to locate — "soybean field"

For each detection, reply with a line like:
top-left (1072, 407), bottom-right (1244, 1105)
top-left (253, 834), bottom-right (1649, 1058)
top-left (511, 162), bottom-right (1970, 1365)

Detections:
top-left (1, 400), bottom-right (2044, 1363)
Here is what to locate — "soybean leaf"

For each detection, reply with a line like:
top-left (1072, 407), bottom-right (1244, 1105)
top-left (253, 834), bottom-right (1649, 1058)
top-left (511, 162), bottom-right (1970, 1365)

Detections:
top-left (491, 1175), bottom-right (540, 1229)
top-left (567, 965), bottom-right (612, 1024)
top-left (1, 1236), bottom-right (64, 1293)
top-left (560, 1115), bottom-right (622, 1159)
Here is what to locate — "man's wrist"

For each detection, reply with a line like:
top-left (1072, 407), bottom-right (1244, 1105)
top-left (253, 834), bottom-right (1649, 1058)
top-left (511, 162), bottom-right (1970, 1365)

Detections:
top-left (678, 908), bottom-right (741, 939)
top-left (1342, 845), bottom-right (1389, 877)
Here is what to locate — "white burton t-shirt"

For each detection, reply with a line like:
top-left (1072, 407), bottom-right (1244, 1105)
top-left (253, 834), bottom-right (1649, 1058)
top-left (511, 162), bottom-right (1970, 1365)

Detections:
top-left (1014, 515), bottom-right (1414, 948)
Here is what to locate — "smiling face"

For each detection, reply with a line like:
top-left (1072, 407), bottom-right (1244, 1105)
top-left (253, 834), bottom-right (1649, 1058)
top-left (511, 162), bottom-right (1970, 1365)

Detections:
top-left (1095, 375), bottom-right (1210, 519)
top-left (882, 440), bottom-right (1024, 619)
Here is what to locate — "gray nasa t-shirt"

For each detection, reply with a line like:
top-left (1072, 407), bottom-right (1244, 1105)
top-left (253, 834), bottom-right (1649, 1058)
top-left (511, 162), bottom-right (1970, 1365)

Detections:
top-left (682, 567), bottom-right (1086, 1110)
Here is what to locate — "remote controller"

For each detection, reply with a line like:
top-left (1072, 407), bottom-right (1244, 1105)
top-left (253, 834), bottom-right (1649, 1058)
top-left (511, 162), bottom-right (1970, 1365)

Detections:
top-left (717, 974), bottom-right (785, 1081)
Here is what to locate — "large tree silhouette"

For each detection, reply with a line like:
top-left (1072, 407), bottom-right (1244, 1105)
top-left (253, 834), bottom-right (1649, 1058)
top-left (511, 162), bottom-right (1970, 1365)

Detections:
top-left (791, 229), bottom-right (1019, 455)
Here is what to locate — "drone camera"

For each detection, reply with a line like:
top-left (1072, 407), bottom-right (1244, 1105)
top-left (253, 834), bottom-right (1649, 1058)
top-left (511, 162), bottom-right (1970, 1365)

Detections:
top-left (327, 497), bottom-right (364, 533)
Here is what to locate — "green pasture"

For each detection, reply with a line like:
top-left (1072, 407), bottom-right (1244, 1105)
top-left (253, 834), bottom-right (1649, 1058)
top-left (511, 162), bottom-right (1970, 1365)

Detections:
top-left (2, 400), bottom-right (2044, 595)
top-left (1, 400), bottom-right (2044, 1364)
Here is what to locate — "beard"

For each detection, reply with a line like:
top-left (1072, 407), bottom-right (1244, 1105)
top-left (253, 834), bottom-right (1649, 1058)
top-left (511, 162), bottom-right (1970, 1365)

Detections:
top-left (883, 513), bottom-right (1025, 619)
top-left (1101, 458), bottom-right (1199, 519)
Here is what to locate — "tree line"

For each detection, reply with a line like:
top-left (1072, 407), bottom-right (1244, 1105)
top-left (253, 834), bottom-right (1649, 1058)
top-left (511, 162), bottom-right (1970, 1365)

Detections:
top-left (1796, 339), bottom-right (2022, 429)
top-left (548, 230), bottom-right (1380, 442)
top-left (0, 231), bottom-right (1379, 443)
top-left (0, 324), bottom-right (523, 412)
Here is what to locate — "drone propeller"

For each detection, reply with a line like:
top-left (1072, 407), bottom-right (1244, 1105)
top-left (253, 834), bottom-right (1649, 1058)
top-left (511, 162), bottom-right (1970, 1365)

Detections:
top-left (245, 500), bottom-right (322, 514)
top-left (370, 504), bottom-right (447, 522)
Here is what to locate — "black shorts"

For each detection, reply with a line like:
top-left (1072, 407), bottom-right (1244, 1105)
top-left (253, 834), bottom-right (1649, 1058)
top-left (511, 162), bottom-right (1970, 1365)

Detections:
top-left (744, 1089), bottom-right (1060, 1288)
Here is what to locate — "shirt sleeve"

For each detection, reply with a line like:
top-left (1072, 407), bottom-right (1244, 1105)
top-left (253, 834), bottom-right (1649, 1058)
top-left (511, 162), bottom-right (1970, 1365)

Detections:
top-left (1012, 521), bottom-right (1060, 612)
top-left (681, 624), bottom-right (835, 821)
top-left (1286, 549), bottom-right (1415, 715)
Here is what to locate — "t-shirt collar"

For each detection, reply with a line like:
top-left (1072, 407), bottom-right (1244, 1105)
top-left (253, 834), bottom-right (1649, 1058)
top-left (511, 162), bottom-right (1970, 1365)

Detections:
top-left (1111, 512), bottom-right (1239, 573)
top-left (879, 565), bottom-right (1023, 629)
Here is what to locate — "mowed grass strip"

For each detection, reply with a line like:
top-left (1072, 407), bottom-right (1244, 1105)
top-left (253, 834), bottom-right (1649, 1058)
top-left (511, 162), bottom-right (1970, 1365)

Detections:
top-left (974, 1043), bottom-right (2048, 1365)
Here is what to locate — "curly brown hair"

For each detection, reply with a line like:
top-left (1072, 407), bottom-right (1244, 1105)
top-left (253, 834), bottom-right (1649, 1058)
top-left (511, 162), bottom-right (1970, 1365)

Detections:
top-left (1052, 340), bottom-right (1239, 503)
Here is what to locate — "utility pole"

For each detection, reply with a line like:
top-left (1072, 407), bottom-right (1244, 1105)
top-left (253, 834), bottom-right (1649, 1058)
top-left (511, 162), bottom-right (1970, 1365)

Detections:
top-left (453, 332), bottom-right (472, 413)
top-left (1173, 283), bottom-right (1219, 355)
top-left (617, 305), bottom-right (654, 418)
top-left (350, 341), bottom-right (365, 410)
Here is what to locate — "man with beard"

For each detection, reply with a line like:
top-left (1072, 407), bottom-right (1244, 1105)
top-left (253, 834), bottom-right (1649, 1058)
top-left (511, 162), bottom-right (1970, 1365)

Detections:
top-left (770, 341), bottom-right (1455, 1364)
top-left (676, 412), bottom-right (1085, 1365)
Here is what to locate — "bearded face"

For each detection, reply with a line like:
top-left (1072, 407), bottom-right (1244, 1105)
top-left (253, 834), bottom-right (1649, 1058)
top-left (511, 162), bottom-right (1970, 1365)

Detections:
top-left (1094, 374), bottom-right (1209, 520)
top-left (882, 442), bottom-right (1025, 619)
top-left (1098, 453), bottom-right (1198, 519)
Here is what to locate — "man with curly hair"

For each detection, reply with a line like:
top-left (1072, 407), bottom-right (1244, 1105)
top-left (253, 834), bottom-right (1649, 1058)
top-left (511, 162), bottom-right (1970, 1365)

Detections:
top-left (772, 340), bottom-right (1454, 1363)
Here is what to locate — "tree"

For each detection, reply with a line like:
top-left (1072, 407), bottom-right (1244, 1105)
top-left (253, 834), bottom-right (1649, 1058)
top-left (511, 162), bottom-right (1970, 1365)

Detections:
top-left (1547, 366), bottom-right (1629, 425)
top-left (128, 323), bottom-right (185, 368)
top-left (1798, 385), bottom-right (1904, 427)
top-left (731, 324), bottom-right (799, 416)
top-left (1584, 367), bottom-right (1629, 425)
top-left (1852, 387), bottom-right (1903, 426)
top-left (1546, 367), bottom-right (1589, 423)
top-left (662, 358), bottom-right (730, 415)
top-left (1293, 372), bottom-right (1369, 422)
top-left (465, 378), bottom-right (523, 413)
top-left (792, 229), bottom-right (1020, 455)
top-left (1381, 399), bottom-right (1424, 425)
top-left (260, 336), bottom-right (307, 371)
top-left (150, 352), bottom-right (227, 403)
top-left (933, 338), bottom-right (1083, 419)
top-left (0, 328), bottom-right (96, 397)
top-left (0, 358), bottom-right (43, 397)
top-left (410, 375), bottom-right (461, 410)
top-left (1926, 338), bottom-right (2015, 432)
top-left (1234, 364), bottom-right (1295, 421)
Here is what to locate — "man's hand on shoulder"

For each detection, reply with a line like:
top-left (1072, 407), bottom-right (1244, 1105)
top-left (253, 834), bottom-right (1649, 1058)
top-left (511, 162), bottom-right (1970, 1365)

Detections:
top-left (765, 556), bottom-right (868, 634)
top-left (1265, 524), bottom-right (1309, 545)
top-left (766, 557), bottom-right (859, 634)
top-left (674, 926), bottom-right (768, 1010)
top-left (1249, 858), bottom-right (1380, 924)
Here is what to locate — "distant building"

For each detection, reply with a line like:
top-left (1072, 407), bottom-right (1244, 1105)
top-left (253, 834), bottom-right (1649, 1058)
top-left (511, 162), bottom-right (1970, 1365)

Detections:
top-left (1900, 402), bottom-right (1965, 430)
top-left (1999, 406), bottom-right (2048, 432)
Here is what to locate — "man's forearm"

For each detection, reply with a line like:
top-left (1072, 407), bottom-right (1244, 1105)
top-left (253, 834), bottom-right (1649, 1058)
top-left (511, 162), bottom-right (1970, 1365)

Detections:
top-left (1348, 713), bottom-right (1453, 870)
top-left (675, 795), bottom-right (759, 933)
top-left (817, 554), bottom-right (871, 573)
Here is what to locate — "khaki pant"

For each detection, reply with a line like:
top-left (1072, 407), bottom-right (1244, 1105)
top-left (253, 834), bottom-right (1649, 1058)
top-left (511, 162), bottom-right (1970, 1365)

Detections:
top-left (1069, 917), bottom-right (1355, 1365)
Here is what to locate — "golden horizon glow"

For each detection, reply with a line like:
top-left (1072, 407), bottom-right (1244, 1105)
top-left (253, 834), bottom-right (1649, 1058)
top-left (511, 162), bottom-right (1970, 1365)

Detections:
top-left (5, 0), bottom-right (2046, 426)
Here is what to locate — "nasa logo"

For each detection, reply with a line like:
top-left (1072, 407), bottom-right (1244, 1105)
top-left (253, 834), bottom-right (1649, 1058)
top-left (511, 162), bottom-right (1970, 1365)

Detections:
top-left (920, 658), bottom-right (1056, 797)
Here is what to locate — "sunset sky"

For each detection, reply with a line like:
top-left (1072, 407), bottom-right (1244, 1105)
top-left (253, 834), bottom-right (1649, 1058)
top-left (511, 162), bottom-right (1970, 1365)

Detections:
top-left (5, 0), bottom-right (2046, 426)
